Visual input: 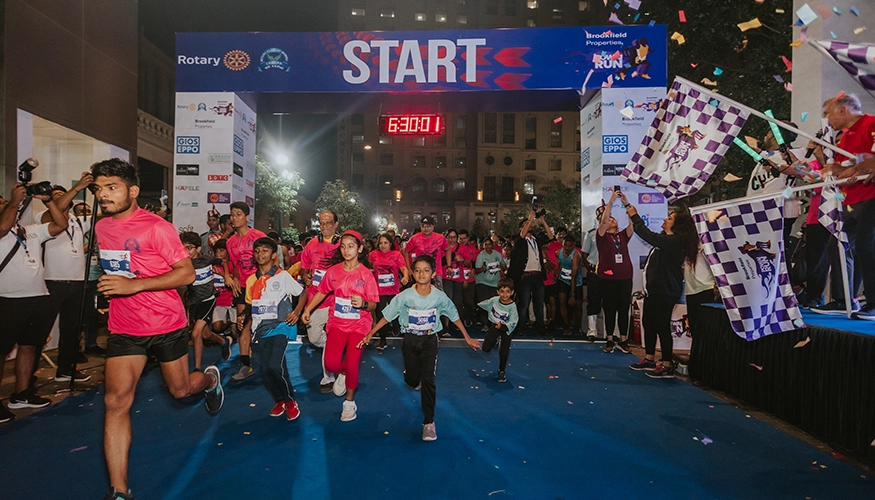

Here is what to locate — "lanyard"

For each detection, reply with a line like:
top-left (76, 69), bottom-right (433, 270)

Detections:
top-left (12, 227), bottom-right (32, 259)
top-left (610, 233), bottom-right (622, 253)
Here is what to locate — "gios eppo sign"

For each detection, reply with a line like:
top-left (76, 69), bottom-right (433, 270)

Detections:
top-left (175, 25), bottom-right (666, 94)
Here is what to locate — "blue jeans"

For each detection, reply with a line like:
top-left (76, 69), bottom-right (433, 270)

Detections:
top-left (517, 273), bottom-right (545, 330)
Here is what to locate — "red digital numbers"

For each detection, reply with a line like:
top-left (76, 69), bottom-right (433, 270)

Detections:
top-left (380, 114), bottom-right (444, 135)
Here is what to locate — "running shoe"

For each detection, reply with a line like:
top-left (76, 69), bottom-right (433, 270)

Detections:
top-left (8, 389), bottom-right (50, 409)
top-left (203, 365), bottom-right (224, 414)
top-left (333, 373), bottom-right (347, 397)
top-left (0, 403), bottom-right (15, 424)
top-left (55, 370), bottom-right (91, 383)
top-left (230, 364), bottom-right (254, 382)
top-left (811, 300), bottom-right (859, 316)
top-left (629, 357), bottom-right (657, 371)
top-left (603, 340), bottom-right (615, 353)
top-left (586, 333), bottom-right (597, 342)
top-left (103, 488), bottom-right (134, 500)
top-left (497, 370), bottom-right (507, 383)
top-left (376, 340), bottom-right (387, 350)
top-left (319, 382), bottom-right (334, 394)
top-left (615, 340), bottom-right (631, 354)
top-left (646, 364), bottom-right (676, 379)
top-left (269, 401), bottom-right (285, 417)
top-left (220, 337), bottom-right (232, 361)
top-left (422, 422), bottom-right (437, 441)
top-left (285, 400), bottom-right (301, 421)
top-left (852, 304), bottom-right (875, 320)
top-left (340, 400), bottom-right (357, 422)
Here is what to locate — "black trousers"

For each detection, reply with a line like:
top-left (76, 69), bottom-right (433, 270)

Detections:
top-left (685, 289), bottom-right (716, 339)
top-left (45, 280), bottom-right (85, 375)
top-left (600, 278), bottom-right (632, 338)
top-left (586, 273), bottom-right (602, 316)
top-left (251, 335), bottom-right (295, 402)
top-left (402, 334), bottom-right (438, 424)
top-left (375, 294), bottom-right (399, 339)
top-left (643, 293), bottom-right (678, 362)
top-left (846, 198), bottom-right (875, 304)
top-left (482, 324), bottom-right (512, 371)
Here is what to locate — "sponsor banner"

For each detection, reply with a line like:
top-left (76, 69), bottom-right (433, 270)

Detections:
top-left (176, 164), bottom-right (200, 176)
top-left (207, 192), bottom-right (232, 204)
top-left (177, 26), bottom-right (667, 93)
top-left (600, 87), bottom-right (665, 165)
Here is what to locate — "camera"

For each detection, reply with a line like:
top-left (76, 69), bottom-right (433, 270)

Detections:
top-left (531, 196), bottom-right (546, 218)
top-left (17, 158), bottom-right (53, 197)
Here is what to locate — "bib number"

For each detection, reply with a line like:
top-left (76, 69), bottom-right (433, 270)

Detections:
top-left (312, 269), bottom-right (326, 287)
top-left (489, 306), bottom-right (510, 325)
top-left (334, 297), bottom-right (361, 320)
top-left (378, 273), bottom-right (395, 288)
top-left (252, 299), bottom-right (278, 320)
top-left (487, 261), bottom-right (500, 274)
top-left (560, 268), bottom-right (572, 282)
top-left (408, 308), bottom-right (437, 333)
top-left (99, 250), bottom-right (136, 278)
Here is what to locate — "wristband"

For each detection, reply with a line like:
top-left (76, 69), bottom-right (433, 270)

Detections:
top-left (361, 301), bottom-right (369, 310)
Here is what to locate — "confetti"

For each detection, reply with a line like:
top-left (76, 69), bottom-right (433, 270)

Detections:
top-left (817, 4), bottom-right (833, 19)
top-left (830, 31), bottom-right (837, 39)
top-left (488, 490), bottom-right (507, 497)
top-left (832, 7), bottom-right (842, 15)
top-left (784, 82), bottom-right (793, 92)
top-left (854, 27), bottom-right (866, 35)
top-left (709, 98), bottom-right (720, 107)
top-left (773, 75), bottom-right (784, 83)
top-left (690, 63), bottom-right (698, 68)
top-left (724, 173), bottom-right (743, 182)
top-left (737, 18), bottom-right (762, 32)
top-left (801, 25), bottom-right (809, 42)
top-left (713, 68), bottom-right (723, 76)
top-left (749, 363), bottom-right (764, 371)
top-left (794, 337), bottom-right (811, 348)
top-left (625, 0), bottom-right (641, 10)
top-left (608, 12), bottom-right (624, 25)
top-left (702, 78), bottom-right (718, 87)
top-left (782, 56), bottom-right (792, 72)
top-left (851, 7), bottom-right (860, 16)
top-left (567, 401), bottom-right (574, 405)
top-left (648, 20), bottom-right (655, 27)
top-left (796, 4), bottom-right (818, 25)
top-left (679, 10), bottom-right (686, 22)
top-left (218, 443), bottom-right (223, 446)
top-left (69, 446), bottom-right (88, 453)
top-left (244, 431), bottom-right (251, 435)
top-left (518, 386), bottom-right (525, 389)
top-left (801, 111), bottom-right (808, 122)
top-left (250, 403), bottom-right (256, 407)
top-left (776, 9), bottom-right (785, 14)
top-left (620, 106), bottom-right (634, 119)
top-left (671, 32), bottom-right (686, 45)
top-left (384, 431), bottom-right (389, 435)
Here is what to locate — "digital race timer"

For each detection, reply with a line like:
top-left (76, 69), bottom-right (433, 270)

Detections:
top-left (378, 114), bottom-right (444, 135)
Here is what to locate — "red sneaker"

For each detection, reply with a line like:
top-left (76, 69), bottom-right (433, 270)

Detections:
top-left (269, 401), bottom-right (285, 417)
top-left (285, 400), bottom-right (300, 421)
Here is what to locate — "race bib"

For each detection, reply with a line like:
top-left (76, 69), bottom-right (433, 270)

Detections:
top-left (463, 269), bottom-right (472, 280)
top-left (99, 250), bottom-right (136, 278)
top-left (560, 268), bottom-right (572, 282)
top-left (312, 269), bottom-right (326, 287)
top-left (334, 296), bottom-right (360, 320)
top-left (487, 261), bottom-right (500, 274)
top-left (252, 299), bottom-right (278, 320)
top-left (408, 308), bottom-right (437, 332)
top-left (448, 267), bottom-right (461, 279)
top-left (490, 306), bottom-right (510, 325)
top-left (378, 273), bottom-right (395, 287)
top-left (213, 273), bottom-right (226, 288)
top-left (193, 266), bottom-right (214, 286)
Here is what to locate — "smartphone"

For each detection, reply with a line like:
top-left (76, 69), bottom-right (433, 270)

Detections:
top-left (614, 185), bottom-right (621, 192)
top-left (532, 196), bottom-right (539, 212)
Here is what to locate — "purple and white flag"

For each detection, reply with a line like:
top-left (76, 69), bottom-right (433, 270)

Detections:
top-left (622, 78), bottom-right (750, 203)
top-left (693, 196), bottom-right (805, 341)
top-left (812, 40), bottom-right (875, 92)
top-left (818, 178), bottom-right (848, 249)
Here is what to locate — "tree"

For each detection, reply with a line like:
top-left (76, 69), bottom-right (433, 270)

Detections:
top-left (254, 155), bottom-right (304, 229)
top-left (314, 180), bottom-right (366, 232)
top-left (543, 186), bottom-right (582, 239)
top-left (497, 206), bottom-right (529, 237)
top-left (280, 226), bottom-right (300, 244)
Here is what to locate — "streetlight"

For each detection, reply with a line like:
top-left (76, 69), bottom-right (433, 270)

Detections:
top-left (276, 154), bottom-right (289, 166)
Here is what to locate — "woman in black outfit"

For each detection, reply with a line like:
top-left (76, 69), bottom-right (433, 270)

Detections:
top-left (623, 192), bottom-right (699, 379)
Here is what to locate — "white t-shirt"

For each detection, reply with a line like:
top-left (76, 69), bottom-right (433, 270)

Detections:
top-left (746, 148), bottom-right (805, 218)
top-left (523, 236), bottom-right (540, 272)
top-left (581, 231), bottom-right (599, 268)
top-left (0, 223), bottom-right (52, 298)
top-left (684, 249), bottom-right (715, 296)
top-left (38, 211), bottom-right (91, 281)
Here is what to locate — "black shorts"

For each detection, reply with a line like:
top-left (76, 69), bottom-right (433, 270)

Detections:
top-left (0, 295), bottom-right (55, 355)
top-left (544, 283), bottom-right (558, 298)
top-left (557, 281), bottom-right (583, 300)
top-left (106, 327), bottom-right (189, 362)
top-left (189, 296), bottom-right (217, 323)
top-left (232, 287), bottom-right (247, 307)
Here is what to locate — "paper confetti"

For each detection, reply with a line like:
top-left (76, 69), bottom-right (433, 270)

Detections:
top-left (625, 0), bottom-right (641, 10)
top-left (794, 337), bottom-right (811, 348)
top-left (817, 4), bottom-right (833, 19)
top-left (69, 446), bottom-right (88, 453)
top-left (831, 31), bottom-right (837, 39)
top-left (776, 9), bottom-right (785, 14)
top-left (784, 82), bottom-right (793, 92)
top-left (854, 27), bottom-right (866, 35)
top-left (801, 111), bottom-right (808, 122)
top-left (796, 4), bottom-right (818, 25)
top-left (608, 12), bottom-right (624, 25)
top-left (800, 26), bottom-right (808, 42)
top-left (773, 75), bottom-right (784, 83)
top-left (518, 386), bottom-right (525, 389)
top-left (713, 68), bottom-right (723, 76)
top-left (749, 363), bottom-right (764, 371)
top-left (702, 78), bottom-right (718, 86)
top-left (648, 20), bottom-right (655, 27)
top-left (744, 136), bottom-right (759, 148)
top-left (243, 431), bottom-right (251, 435)
top-left (620, 106), bottom-right (634, 119)
top-left (567, 401), bottom-right (574, 405)
top-left (671, 32), bottom-right (686, 45)
top-left (832, 7), bottom-right (842, 15)
top-left (690, 63), bottom-right (698, 68)
top-left (724, 173), bottom-right (743, 182)
top-left (851, 7), bottom-right (860, 16)
top-left (737, 18), bottom-right (762, 32)
top-left (679, 10), bottom-right (686, 22)
top-left (782, 56), bottom-right (792, 72)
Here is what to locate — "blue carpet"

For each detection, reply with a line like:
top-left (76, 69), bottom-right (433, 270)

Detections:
top-left (0, 341), bottom-right (871, 499)
top-left (704, 302), bottom-right (875, 337)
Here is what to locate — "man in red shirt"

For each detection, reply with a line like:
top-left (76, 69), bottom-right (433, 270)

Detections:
top-left (402, 216), bottom-right (451, 291)
top-left (300, 210), bottom-right (342, 393)
top-left (91, 159), bottom-right (222, 500)
top-left (826, 94), bottom-right (875, 320)
top-left (226, 201), bottom-right (267, 380)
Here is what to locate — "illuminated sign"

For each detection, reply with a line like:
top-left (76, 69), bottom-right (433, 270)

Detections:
top-left (379, 114), bottom-right (444, 135)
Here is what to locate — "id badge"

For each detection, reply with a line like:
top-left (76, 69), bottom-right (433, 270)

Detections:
top-left (26, 256), bottom-right (39, 269)
top-left (615, 254), bottom-right (623, 264)
top-left (69, 245), bottom-right (81, 258)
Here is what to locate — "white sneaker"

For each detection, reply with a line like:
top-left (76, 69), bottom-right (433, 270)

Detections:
top-left (333, 373), bottom-right (347, 397)
top-left (341, 400), bottom-right (357, 422)
top-left (422, 422), bottom-right (437, 441)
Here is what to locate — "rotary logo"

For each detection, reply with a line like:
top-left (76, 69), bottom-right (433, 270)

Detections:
top-left (223, 50), bottom-right (250, 71)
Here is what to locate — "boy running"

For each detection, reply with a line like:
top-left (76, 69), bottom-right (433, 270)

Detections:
top-left (478, 279), bottom-right (519, 382)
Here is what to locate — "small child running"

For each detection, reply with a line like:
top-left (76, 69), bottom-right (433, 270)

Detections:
top-left (359, 255), bottom-right (480, 442)
top-left (477, 278), bottom-right (519, 382)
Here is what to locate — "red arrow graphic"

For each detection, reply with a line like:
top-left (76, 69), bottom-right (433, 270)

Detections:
top-left (494, 48), bottom-right (530, 67)
top-left (493, 73), bottom-right (531, 90)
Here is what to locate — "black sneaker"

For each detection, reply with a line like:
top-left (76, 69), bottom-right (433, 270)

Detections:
top-left (497, 370), bottom-right (507, 383)
top-left (852, 304), bottom-right (875, 321)
top-left (0, 403), bottom-right (15, 424)
top-left (629, 357), bottom-right (657, 371)
top-left (646, 364), bottom-right (676, 379)
top-left (103, 487), bottom-right (134, 500)
top-left (810, 301), bottom-right (854, 316)
top-left (220, 337), bottom-right (232, 361)
top-left (603, 340), bottom-right (615, 353)
top-left (615, 339), bottom-right (631, 354)
top-left (8, 389), bottom-right (50, 409)
top-left (586, 334), bottom-right (596, 342)
top-left (203, 366), bottom-right (224, 414)
top-left (55, 370), bottom-right (91, 383)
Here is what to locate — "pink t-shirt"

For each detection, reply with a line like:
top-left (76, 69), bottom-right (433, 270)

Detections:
top-left (95, 208), bottom-right (189, 336)
top-left (301, 236), bottom-right (341, 309)
top-left (227, 228), bottom-right (266, 285)
top-left (459, 243), bottom-right (479, 282)
top-left (317, 262), bottom-right (379, 333)
top-left (369, 249), bottom-right (407, 296)
top-left (544, 240), bottom-right (563, 286)
top-left (213, 263), bottom-right (234, 307)
top-left (405, 232), bottom-right (449, 276)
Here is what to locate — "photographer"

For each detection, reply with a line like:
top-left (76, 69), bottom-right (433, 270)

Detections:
top-left (507, 210), bottom-right (554, 335)
top-left (0, 183), bottom-right (69, 423)
top-left (36, 172), bottom-right (95, 383)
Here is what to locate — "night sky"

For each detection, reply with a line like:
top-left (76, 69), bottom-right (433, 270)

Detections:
top-left (139, 0), bottom-right (340, 199)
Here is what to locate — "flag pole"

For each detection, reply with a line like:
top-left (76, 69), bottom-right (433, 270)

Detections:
top-left (836, 208), bottom-right (853, 318)
top-left (675, 77), bottom-right (858, 159)
top-left (807, 40), bottom-right (875, 101)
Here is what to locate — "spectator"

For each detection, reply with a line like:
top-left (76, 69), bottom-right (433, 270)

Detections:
top-left (596, 191), bottom-right (633, 354)
top-left (507, 211), bottom-right (554, 335)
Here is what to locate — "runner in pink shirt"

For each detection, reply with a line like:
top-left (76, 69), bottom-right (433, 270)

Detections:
top-left (300, 210), bottom-right (342, 392)
top-left (402, 215), bottom-right (450, 291)
top-left (457, 229), bottom-right (479, 325)
top-left (302, 230), bottom-right (379, 422)
top-left (91, 159), bottom-right (222, 500)
top-left (370, 233), bottom-right (410, 349)
top-left (225, 201), bottom-right (266, 382)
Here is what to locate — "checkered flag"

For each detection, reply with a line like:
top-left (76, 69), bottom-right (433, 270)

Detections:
top-left (622, 78), bottom-right (750, 203)
top-left (693, 196), bottom-right (805, 341)
top-left (811, 40), bottom-right (875, 93)
top-left (818, 178), bottom-right (848, 250)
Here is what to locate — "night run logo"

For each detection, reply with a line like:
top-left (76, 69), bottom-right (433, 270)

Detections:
top-left (258, 48), bottom-right (290, 72)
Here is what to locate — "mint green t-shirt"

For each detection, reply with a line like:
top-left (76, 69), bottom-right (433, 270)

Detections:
top-left (382, 286), bottom-right (459, 335)
top-left (474, 250), bottom-right (506, 288)
top-left (477, 296), bottom-right (519, 335)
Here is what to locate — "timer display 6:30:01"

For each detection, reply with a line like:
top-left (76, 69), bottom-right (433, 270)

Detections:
top-left (379, 114), bottom-right (444, 135)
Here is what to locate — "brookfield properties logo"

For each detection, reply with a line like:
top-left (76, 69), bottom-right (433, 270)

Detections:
top-left (258, 48), bottom-right (290, 72)
top-left (176, 136), bottom-right (200, 154)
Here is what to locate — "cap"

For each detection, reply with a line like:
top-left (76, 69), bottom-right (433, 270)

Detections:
top-left (341, 229), bottom-right (363, 242)
top-left (420, 215), bottom-right (435, 225)
top-left (595, 201), bottom-right (607, 221)
top-left (207, 204), bottom-right (220, 218)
